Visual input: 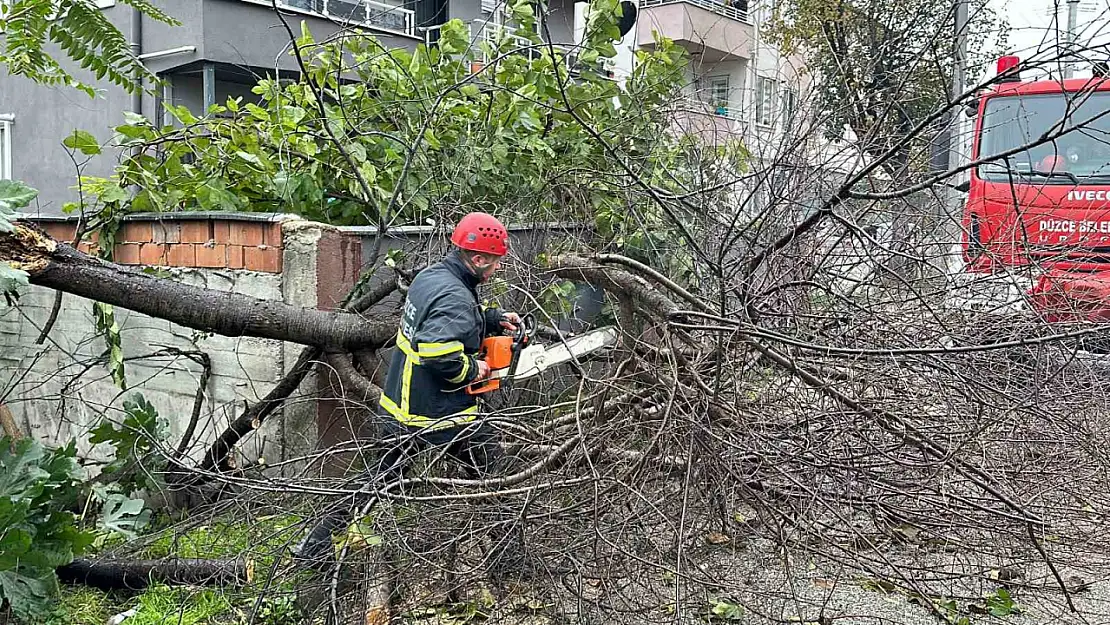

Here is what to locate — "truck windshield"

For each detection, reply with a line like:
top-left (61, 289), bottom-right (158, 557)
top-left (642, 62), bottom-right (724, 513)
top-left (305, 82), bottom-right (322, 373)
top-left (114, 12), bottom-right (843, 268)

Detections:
top-left (977, 92), bottom-right (1110, 183)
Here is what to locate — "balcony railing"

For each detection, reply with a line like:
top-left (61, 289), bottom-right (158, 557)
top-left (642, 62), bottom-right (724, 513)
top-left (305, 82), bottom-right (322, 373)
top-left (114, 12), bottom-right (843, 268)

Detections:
top-left (677, 99), bottom-right (744, 121)
top-left (277, 0), bottom-right (415, 35)
top-left (640, 0), bottom-right (749, 24)
top-left (417, 20), bottom-right (617, 79)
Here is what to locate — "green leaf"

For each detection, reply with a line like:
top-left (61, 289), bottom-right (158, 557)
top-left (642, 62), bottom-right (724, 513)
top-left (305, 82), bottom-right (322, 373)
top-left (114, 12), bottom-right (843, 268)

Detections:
top-left (423, 128), bottom-right (441, 149)
top-left (98, 183), bottom-right (129, 205)
top-left (0, 263), bottom-right (28, 298)
top-left (62, 130), bottom-right (101, 155)
top-left (709, 600), bottom-right (744, 621)
top-left (168, 104), bottom-right (198, 125)
top-left (0, 437), bottom-right (86, 620)
top-left (88, 393), bottom-right (166, 493)
top-left (235, 150), bottom-right (265, 169)
top-left (0, 180), bottom-right (39, 221)
top-left (246, 103), bottom-right (271, 122)
top-left (437, 19), bottom-right (470, 55)
top-left (96, 492), bottom-right (150, 539)
top-left (93, 302), bottom-right (126, 390)
top-left (121, 111), bottom-right (148, 126)
top-left (986, 588), bottom-right (1021, 617)
top-left (0, 439), bottom-right (48, 499)
top-left (0, 568), bottom-right (55, 621)
top-left (358, 161), bottom-right (378, 186)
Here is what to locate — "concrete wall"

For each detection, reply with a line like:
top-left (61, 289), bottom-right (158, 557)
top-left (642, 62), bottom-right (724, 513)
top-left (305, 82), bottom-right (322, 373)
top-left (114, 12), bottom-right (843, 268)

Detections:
top-left (0, 3), bottom-right (132, 213)
top-left (0, 213), bottom-right (359, 477)
top-left (1, 213), bottom-right (602, 479)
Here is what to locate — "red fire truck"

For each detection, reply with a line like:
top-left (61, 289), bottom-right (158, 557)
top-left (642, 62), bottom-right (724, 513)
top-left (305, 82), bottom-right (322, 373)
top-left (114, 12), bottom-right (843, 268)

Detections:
top-left (961, 54), bottom-right (1110, 323)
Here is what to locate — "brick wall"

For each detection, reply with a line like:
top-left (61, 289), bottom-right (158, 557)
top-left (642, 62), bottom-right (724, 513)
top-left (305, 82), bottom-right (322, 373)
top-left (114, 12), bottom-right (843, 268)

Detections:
top-left (2, 215), bottom-right (595, 482)
top-left (37, 215), bottom-right (286, 273)
top-left (1, 213), bottom-right (361, 480)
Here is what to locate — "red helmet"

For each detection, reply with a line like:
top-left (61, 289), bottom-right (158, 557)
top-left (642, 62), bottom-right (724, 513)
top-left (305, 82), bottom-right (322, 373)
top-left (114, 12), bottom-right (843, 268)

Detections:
top-left (451, 212), bottom-right (509, 256)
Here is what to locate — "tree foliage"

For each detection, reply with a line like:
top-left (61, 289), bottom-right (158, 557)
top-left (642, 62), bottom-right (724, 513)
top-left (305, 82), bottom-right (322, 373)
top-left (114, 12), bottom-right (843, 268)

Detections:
top-left (90, 4), bottom-right (690, 245)
top-left (0, 0), bottom-right (178, 97)
top-left (765, 0), bottom-right (1006, 174)
top-left (0, 438), bottom-right (88, 622)
top-left (0, 400), bottom-right (158, 621)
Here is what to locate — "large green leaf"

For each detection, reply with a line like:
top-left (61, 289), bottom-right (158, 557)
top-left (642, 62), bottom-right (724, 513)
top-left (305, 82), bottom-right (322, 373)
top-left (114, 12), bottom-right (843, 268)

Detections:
top-left (96, 491), bottom-right (151, 539)
top-left (0, 180), bottom-right (38, 233)
top-left (0, 568), bottom-right (55, 621)
top-left (0, 437), bottom-right (86, 621)
top-left (62, 129), bottom-right (101, 155)
top-left (0, 438), bottom-right (49, 501)
top-left (89, 393), bottom-right (167, 492)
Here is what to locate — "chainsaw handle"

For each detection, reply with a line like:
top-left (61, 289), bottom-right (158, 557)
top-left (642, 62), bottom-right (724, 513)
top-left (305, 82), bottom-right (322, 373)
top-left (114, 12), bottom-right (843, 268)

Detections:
top-left (465, 314), bottom-right (536, 395)
top-left (517, 313), bottom-right (537, 342)
top-left (465, 377), bottom-right (500, 395)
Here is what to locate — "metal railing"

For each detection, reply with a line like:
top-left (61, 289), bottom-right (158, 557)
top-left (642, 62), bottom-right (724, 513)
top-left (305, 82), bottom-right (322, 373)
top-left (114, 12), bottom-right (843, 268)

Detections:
top-left (639, 0), bottom-right (749, 23)
top-left (277, 0), bottom-right (415, 35)
top-left (676, 98), bottom-right (745, 121)
top-left (418, 19), bottom-right (616, 80)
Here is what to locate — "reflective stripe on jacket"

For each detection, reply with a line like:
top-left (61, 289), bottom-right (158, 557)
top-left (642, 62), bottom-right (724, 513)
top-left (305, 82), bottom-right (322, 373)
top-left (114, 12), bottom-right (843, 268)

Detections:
top-left (379, 251), bottom-right (505, 429)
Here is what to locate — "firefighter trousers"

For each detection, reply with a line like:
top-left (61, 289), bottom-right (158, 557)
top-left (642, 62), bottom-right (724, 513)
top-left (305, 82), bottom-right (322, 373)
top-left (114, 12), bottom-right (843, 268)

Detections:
top-left (295, 417), bottom-right (525, 569)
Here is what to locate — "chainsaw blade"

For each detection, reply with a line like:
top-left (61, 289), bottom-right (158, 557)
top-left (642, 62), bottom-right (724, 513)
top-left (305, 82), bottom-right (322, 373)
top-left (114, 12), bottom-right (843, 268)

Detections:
top-left (506, 326), bottom-right (619, 380)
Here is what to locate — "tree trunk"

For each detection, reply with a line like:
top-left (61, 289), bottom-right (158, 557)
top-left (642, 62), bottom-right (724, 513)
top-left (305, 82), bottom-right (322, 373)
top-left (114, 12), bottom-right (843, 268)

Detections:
top-left (56, 557), bottom-right (251, 590)
top-left (0, 403), bottom-right (22, 443)
top-left (3, 224), bottom-right (395, 349)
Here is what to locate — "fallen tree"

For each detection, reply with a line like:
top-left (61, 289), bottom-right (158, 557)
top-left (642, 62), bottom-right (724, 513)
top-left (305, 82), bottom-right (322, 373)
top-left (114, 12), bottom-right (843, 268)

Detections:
top-left (10, 3), bottom-right (1110, 625)
top-left (56, 558), bottom-right (252, 591)
top-left (1, 224), bottom-right (394, 350)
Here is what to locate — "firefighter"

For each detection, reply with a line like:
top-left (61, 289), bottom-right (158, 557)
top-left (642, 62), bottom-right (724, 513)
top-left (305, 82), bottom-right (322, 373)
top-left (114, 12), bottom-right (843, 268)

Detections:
top-left (295, 212), bottom-right (528, 576)
top-left (377, 210), bottom-right (521, 437)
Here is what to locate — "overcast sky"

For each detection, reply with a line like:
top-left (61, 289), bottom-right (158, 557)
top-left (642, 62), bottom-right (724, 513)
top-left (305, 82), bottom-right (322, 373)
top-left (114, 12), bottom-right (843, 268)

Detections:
top-left (984, 0), bottom-right (1110, 76)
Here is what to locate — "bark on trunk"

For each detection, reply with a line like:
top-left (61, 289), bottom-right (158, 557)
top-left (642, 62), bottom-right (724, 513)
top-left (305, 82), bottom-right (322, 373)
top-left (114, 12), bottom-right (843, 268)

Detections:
top-left (0, 403), bottom-right (22, 443)
top-left (3, 224), bottom-right (394, 349)
top-left (56, 557), bottom-right (251, 590)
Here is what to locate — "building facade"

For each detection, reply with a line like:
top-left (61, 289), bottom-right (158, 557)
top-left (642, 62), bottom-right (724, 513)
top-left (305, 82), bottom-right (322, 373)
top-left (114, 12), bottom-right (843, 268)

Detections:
top-left (1, 0), bottom-right (422, 215)
top-left (1, 0), bottom-right (815, 215)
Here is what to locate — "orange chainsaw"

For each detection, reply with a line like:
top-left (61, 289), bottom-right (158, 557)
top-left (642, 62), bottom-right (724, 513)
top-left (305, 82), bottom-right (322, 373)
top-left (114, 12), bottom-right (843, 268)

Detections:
top-left (466, 313), bottom-right (618, 395)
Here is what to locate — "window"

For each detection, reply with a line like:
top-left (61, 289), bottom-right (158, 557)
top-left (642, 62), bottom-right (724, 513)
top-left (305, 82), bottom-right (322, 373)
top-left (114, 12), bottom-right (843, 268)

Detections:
top-left (978, 92), bottom-right (1110, 182)
top-left (755, 76), bottom-right (776, 126)
top-left (0, 115), bottom-right (11, 180)
top-left (707, 75), bottom-right (730, 116)
top-left (782, 86), bottom-right (798, 124)
top-left (274, 0), bottom-right (414, 35)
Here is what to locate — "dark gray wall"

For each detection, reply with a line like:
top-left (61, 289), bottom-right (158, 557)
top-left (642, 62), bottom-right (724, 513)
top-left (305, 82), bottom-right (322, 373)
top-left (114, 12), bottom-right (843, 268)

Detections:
top-left (202, 1), bottom-right (417, 71)
top-left (0, 2), bottom-right (134, 214)
top-left (542, 0), bottom-right (576, 45)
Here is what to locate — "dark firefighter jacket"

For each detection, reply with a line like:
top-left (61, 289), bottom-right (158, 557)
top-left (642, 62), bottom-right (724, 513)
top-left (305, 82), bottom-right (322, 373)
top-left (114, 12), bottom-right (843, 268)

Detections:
top-left (379, 251), bottom-right (506, 430)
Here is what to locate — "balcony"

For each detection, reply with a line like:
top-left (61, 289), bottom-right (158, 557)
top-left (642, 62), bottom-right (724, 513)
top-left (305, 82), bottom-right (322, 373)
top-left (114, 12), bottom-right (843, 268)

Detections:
top-left (668, 99), bottom-right (746, 146)
top-left (636, 0), bottom-right (753, 62)
top-left (275, 0), bottom-right (414, 35)
top-left (417, 20), bottom-right (617, 79)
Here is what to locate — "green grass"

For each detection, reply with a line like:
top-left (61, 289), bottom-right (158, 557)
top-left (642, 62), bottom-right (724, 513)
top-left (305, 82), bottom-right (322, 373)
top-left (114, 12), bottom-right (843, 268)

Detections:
top-left (127, 586), bottom-right (233, 625)
top-left (141, 513), bottom-right (301, 563)
top-left (47, 586), bottom-right (115, 625)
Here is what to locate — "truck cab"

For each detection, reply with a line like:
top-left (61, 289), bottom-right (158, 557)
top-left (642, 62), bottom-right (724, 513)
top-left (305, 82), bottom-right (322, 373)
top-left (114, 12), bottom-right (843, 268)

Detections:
top-left (962, 55), bottom-right (1110, 322)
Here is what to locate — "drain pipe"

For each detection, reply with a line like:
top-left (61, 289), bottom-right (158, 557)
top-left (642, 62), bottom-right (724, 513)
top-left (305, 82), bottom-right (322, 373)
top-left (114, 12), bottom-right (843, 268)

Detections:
top-left (130, 6), bottom-right (142, 116)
